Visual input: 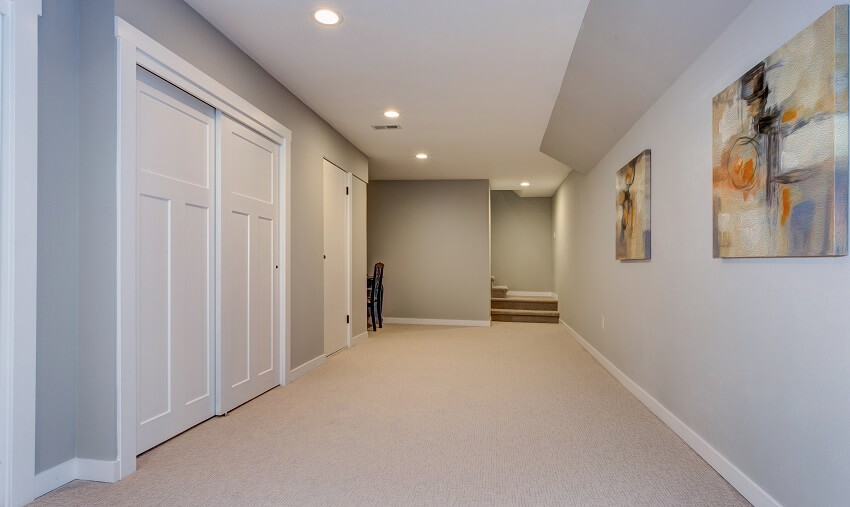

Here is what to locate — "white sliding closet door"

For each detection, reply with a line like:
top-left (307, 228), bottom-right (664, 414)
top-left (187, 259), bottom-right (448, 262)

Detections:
top-left (136, 68), bottom-right (215, 453)
top-left (323, 160), bottom-right (348, 355)
top-left (219, 115), bottom-right (280, 413)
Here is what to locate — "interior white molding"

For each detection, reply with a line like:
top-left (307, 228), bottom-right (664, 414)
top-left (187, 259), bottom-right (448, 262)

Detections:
top-left (382, 317), bottom-right (491, 327)
top-left (0, 0), bottom-right (42, 505)
top-left (350, 331), bottom-right (368, 348)
top-left (34, 459), bottom-right (120, 498)
top-left (345, 168), bottom-right (353, 350)
top-left (560, 320), bottom-right (781, 507)
top-left (115, 16), bottom-right (293, 483)
top-left (286, 354), bottom-right (326, 384)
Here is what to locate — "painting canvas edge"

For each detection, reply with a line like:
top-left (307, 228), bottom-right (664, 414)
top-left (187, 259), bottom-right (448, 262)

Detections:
top-left (832, 4), bottom-right (849, 256)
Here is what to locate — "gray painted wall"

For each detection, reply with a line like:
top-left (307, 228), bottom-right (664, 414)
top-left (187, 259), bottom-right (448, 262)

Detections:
top-left (368, 180), bottom-right (490, 322)
top-left (490, 191), bottom-right (553, 292)
top-left (36, 0), bottom-right (80, 473)
top-left (552, 1), bottom-right (850, 504)
top-left (77, 0), bottom-right (118, 462)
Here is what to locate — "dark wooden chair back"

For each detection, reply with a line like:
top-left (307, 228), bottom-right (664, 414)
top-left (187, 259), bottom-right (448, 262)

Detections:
top-left (372, 262), bottom-right (384, 291)
top-left (368, 262), bottom-right (385, 331)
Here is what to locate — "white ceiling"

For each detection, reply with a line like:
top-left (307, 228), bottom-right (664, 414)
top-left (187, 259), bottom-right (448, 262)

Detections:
top-left (540, 0), bottom-right (753, 174)
top-left (185, 0), bottom-right (590, 197)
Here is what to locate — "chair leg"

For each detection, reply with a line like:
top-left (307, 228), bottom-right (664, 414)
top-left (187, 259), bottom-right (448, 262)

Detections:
top-left (378, 287), bottom-right (384, 328)
top-left (369, 300), bottom-right (377, 332)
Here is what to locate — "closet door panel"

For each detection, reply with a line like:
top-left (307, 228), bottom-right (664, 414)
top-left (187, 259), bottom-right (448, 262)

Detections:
top-left (135, 67), bottom-right (215, 453)
top-left (219, 114), bottom-right (280, 413)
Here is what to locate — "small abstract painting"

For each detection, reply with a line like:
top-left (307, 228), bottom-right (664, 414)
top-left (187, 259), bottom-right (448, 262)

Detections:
top-left (712, 6), bottom-right (849, 258)
top-left (616, 149), bottom-right (651, 260)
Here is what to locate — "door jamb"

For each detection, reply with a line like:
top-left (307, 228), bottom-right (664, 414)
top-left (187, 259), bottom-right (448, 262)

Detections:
top-left (115, 17), bottom-right (291, 480)
top-left (346, 171), bottom-right (353, 347)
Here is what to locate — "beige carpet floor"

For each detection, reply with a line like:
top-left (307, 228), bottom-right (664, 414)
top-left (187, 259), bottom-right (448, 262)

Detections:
top-left (33, 323), bottom-right (748, 506)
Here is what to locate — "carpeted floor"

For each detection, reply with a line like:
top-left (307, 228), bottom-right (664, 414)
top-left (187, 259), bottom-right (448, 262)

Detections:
top-left (33, 323), bottom-right (748, 506)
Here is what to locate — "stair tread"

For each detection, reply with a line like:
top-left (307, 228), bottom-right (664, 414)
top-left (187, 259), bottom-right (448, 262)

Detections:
top-left (491, 285), bottom-right (509, 290)
top-left (490, 308), bottom-right (559, 316)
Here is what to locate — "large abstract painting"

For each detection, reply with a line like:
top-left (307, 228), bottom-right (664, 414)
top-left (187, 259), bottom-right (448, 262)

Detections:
top-left (712, 6), bottom-right (849, 258)
top-left (616, 149), bottom-right (651, 260)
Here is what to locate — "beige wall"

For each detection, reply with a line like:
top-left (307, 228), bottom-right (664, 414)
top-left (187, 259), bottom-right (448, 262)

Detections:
top-left (490, 191), bottom-right (553, 292)
top-left (552, 1), bottom-right (850, 504)
top-left (368, 180), bottom-right (490, 322)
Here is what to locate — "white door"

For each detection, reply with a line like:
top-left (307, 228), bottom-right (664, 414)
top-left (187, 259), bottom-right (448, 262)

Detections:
top-left (323, 160), bottom-right (348, 355)
top-left (135, 68), bottom-right (215, 453)
top-left (219, 114), bottom-right (280, 413)
top-left (350, 176), bottom-right (368, 340)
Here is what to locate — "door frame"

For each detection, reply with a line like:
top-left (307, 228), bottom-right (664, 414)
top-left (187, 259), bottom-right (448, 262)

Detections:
top-left (115, 18), bottom-right (292, 480)
top-left (0, 0), bottom-right (41, 504)
top-left (345, 172), bottom-right (354, 347)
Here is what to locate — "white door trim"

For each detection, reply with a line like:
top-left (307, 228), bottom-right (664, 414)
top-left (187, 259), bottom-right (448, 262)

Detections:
top-left (115, 17), bottom-right (292, 480)
top-left (345, 171), bottom-right (353, 347)
top-left (0, 0), bottom-right (41, 504)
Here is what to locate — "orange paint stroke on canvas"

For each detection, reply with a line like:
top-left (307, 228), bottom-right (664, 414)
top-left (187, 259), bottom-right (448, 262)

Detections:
top-left (781, 187), bottom-right (792, 226)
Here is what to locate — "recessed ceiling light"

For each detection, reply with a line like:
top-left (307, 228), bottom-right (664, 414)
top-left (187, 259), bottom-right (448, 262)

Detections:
top-left (416, 153), bottom-right (428, 159)
top-left (383, 110), bottom-right (400, 118)
top-left (313, 8), bottom-right (342, 26)
top-left (520, 182), bottom-right (530, 187)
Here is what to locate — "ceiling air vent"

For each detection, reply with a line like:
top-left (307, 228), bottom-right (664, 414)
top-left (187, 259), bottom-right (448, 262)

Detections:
top-left (371, 124), bottom-right (402, 130)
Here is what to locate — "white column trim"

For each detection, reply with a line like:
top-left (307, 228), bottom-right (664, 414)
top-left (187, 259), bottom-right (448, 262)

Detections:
top-left (0, 0), bottom-right (41, 505)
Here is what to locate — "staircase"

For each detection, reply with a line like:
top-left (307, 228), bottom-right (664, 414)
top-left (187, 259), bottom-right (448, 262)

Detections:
top-left (490, 277), bottom-right (559, 324)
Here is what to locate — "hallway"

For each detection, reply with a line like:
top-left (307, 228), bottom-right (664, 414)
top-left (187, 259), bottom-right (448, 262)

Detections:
top-left (34, 323), bottom-right (746, 506)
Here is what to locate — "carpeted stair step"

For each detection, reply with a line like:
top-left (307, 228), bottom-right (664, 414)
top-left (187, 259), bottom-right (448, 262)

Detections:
top-left (491, 285), bottom-right (508, 298)
top-left (491, 297), bottom-right (557, 311)
top-left (491, 308), bottom-right (559, 324)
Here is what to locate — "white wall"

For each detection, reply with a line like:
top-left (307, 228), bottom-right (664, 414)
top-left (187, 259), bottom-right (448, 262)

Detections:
top-left (553, 2), bottom-right (850, 505)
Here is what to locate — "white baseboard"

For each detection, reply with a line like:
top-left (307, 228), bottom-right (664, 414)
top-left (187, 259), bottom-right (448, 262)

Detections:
top-left (382, 317), bottom-right (491, 327)
top-left (350, 330), bottom-right (368, 347)
top-left (505, 291), bottom-right (557, 299)
top-left (35, 458), bottom-right (121, 497)
top-left (286, 354), bottom-right (326, 384)
top-left (76, 458), bottom-right (121, 483)
top-left (559, 320), bottom-right (780, 507)
top-left (35, 459), bottom-right (76, 497)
